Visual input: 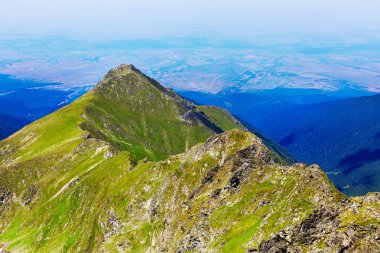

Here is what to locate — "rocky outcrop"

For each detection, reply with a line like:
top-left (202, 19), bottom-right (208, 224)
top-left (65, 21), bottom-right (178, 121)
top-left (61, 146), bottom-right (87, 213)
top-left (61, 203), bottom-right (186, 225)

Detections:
top-left (0, 243), bottom-right (9, 253)
top-left (259, 197), bottom-right (380, 252)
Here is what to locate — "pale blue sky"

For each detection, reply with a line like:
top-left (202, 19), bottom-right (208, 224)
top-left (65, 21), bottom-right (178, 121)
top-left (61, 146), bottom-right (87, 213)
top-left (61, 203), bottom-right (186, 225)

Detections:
top-left (1, 0), bottom-right (380, 38)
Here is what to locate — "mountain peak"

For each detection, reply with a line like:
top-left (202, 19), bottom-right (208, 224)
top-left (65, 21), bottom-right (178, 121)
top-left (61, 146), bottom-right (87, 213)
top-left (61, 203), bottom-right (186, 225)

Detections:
top-left (104, 64), bottom-right (141, 78)
top-left (95, 64), bottom-right (174, 99)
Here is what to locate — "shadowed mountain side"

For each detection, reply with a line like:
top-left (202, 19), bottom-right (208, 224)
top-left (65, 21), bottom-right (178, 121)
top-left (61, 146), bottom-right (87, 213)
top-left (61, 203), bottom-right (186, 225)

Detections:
top-left (0, 114), bottom-right (30, 140)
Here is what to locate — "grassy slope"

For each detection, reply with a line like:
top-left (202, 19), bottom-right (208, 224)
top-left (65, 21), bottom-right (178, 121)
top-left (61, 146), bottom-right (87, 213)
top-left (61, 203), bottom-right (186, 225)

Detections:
top-left (197, 105), bottom-right (247, 132)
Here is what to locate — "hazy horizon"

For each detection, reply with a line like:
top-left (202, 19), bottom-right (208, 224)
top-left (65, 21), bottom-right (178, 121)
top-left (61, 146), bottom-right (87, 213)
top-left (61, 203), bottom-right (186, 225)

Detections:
top-left (2, 0), bottom-right (380, 39)
top-left (1, 1), bottom-right (380, 93)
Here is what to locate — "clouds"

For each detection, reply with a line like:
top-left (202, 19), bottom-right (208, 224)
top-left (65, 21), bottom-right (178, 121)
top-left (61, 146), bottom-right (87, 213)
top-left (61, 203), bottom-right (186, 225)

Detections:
top-left (1, 0), bottom-right (379, 37)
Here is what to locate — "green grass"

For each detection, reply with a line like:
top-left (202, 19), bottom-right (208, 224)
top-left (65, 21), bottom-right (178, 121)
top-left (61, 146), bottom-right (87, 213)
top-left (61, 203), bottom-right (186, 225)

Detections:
top-left (197, 105), bottom-right (247, 132)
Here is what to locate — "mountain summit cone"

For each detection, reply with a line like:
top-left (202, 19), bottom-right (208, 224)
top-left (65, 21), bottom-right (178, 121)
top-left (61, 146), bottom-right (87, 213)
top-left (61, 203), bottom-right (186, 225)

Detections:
top-left (77, 64), bottom-right (250, 161)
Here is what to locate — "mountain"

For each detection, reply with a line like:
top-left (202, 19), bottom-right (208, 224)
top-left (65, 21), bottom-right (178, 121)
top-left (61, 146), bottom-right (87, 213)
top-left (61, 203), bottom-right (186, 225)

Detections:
top-left (0, 65), bottom-right (379, 252)
top-left (180, 89), bottom-right (380, 196)
top-left (80, 64), bottom-right (253, 161)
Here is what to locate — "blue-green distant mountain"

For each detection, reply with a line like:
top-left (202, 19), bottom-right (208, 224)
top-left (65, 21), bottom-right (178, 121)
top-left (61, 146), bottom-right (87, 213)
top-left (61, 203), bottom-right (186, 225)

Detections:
top-left (0, 114), bottom-right (30, 140)
top-left (180, 89), bottom-right (380, 196)
top-left (0, 74), bottom-right (86, 139)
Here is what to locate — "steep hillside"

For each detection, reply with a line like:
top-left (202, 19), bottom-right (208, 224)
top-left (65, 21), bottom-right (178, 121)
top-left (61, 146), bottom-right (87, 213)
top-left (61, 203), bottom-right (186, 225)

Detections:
top-left (181, 90), bottom-right (380, 196)
top-left (0, 66), bottom-right (379, 252)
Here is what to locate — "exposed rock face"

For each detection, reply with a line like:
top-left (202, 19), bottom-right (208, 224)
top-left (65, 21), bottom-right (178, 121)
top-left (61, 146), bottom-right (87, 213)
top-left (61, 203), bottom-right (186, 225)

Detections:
top-left (259, 195), bottom-right (380, 253)
top-left (101, 208), bottom-right (124, 240)
top-left (0, 243), bottom-right (9, 253)
top-left (179, 110), bottom-right (202, 125)
top-left (0, 65), bottom-right (378, 252)
top-left (179, 109), bottom-right (223, 133)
